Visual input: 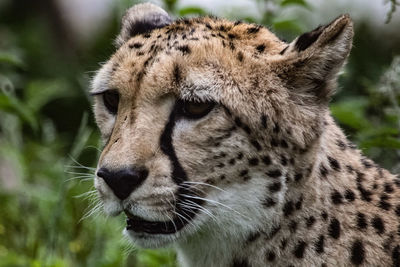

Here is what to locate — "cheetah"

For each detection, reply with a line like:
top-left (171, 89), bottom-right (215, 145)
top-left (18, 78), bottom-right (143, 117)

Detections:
top-left (90, 3), bottom-right (400, 266)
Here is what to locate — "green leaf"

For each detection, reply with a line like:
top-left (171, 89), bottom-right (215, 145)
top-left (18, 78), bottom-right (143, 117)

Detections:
top-left (0, 51), bottom-right (24, 68)
top-left (361, 136), bottom-right (400, 149)
top-left (330, 98), bottom-right (371, 130)
top-left (0, 92), bottom-right (38, 131)
top-left (280, 0), bottom-right (310, 8)
top-left (272, 19), bottom-right (304, 35)
top-left (24, 80), bottom-right (73, 112)
top-left (178, 6), bottom-right (207, 16)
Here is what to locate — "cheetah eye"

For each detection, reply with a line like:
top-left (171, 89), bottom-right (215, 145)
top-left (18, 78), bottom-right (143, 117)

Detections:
top-left (180, 100), bottom-right (215, 119)
top-left (102, 90), bottom-right (119, 115)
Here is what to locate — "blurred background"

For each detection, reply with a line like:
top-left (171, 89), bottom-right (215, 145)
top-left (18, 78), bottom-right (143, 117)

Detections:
top-left (0, 0), bottom-right (399, 266)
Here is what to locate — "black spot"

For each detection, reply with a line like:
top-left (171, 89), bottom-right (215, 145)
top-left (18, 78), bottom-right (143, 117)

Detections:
top-left (321, 211), bottom-right (328, 220)
top-left (280, 155), bottom-right (287, 166)
top-left (237, 152), bottom-right (244, 160)
top-left (280, 238), bottom-right (288, 250)
top-left (356, 171), bottom-right (372, 202)
top-left (251, 140), bottom-right (262, 151)
top-left (262, 155), bottom-right (271, 165)
top-left (270, 138), bottom-right (279, 147)
top-left (256, 44), bottom-right (266, 53)
top-left (261, 115), bottom-right (268, 128)
top-left (228, 33), bottom-right (236, 39)
top-left (331, 190), bottom-right (343, 204)
top-left (240, 169), bottom-right (249, 177)
top-left (328, 218), bottom-right (341, 239)
top-left (344, 189), bottom-right (355, 201)
top-left (266, 169), bottom-right (281, 178)
top-left (237, 51), bottom-right (244, 62)
top-left (205, 23), bottom-right (212, 29)
top-left (371, 216), bottom-right (385, 234)
top-left (283, 201), bottom-right (294, 216)
top-left (246, 231), bottom-right (260, 243)
top-left (328, 156), bottom-right (341, 171)
top-left (289, 220), bottom-right (298, 232)
top-left (293, 241), bottom-right (307, 258)
top-left (267, 224), bottom-right (281, 239)
top-left (269, 181), bottom-right (282, 193)
top-left (306, 216), bottom-right (316, 228)
top-left (219, 175), bottom-right (226, 180)
top-left (294, 173), bottom-right (303, 182)
top-left (395, 205), bottom-right (400, 217)
top-left (248, 158), bottom-right (259, 166)
top-left (216, 162), bottom-right (225, 168)
top-left (319, 164), bottom-right (328, 178)
top-left (393, 245), bottom-right (400, 267)
top-left (281, 140), bottom-right (289, 149)
top-left (266, 251), bottom-right (275, 262)
top-left (356, 212), bottom-right (368, 230)
top-left (361, 158), bottom-right (373, 168)
top-left (247, 26), bottom-right (260, 34)
top-left (295, 196), bottom-right (303, 210)
top-left (336, 139), bottom-right (347, 150)
top-left (379, 194), bottom-right (392, 211)
top-left (243, 125), bottom-right (252, 134)
top-left (229, 42), bottom-right (235, 50)
top-left (129, 42), bottom-right (143, 49)
top-left (315, 235), bottom-right (325, 254)
top-left (273, 124), bottom-right (280, 133)
top-left (229, 158), bottom-right (236, 165)
top-left (177, 45), bottom-right (191, 55)
top-left (234, 117), bottom-right (242, 127)
top-left (350, 240), bottom-right (365, 265)
top-left (384, 183), bottom-right (394, 193)
top-left (295, 25), bottom-right (324, 51)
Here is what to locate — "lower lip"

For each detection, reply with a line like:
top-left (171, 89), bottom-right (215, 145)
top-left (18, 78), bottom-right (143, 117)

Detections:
top-left (126, 216), bottom-right (187, 235)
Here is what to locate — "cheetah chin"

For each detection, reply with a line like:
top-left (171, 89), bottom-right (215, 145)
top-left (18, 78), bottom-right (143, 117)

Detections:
top-left (90, 2), bottom-right (400, 266)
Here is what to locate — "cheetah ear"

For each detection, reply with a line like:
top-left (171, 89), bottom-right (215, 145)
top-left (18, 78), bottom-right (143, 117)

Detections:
top-left (278, 15), bottom-right (354, 104)
top-left (115, 3), bottom-right (172, 47)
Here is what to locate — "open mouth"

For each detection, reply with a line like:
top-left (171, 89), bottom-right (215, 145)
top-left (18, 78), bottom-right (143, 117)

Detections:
top-left (126, 214), bottom-right (188, 235)
top-left (125, 185), bottom-right (204, 235)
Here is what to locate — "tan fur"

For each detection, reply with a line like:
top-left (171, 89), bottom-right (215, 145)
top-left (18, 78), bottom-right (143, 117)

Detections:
top-left (91, 3), bottom-right (400, 266)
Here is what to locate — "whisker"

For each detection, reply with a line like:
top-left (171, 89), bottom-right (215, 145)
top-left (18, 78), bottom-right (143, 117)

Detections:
top-left (180, 194), bottom-right (245, 218)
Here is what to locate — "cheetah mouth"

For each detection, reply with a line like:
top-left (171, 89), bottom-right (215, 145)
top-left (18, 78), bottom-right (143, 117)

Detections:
top-left (125, 214), bottom-right (188, 235)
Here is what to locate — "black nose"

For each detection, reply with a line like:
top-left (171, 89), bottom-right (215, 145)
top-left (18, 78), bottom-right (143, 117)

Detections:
top-left (97, 167), bottom-right (149, 200)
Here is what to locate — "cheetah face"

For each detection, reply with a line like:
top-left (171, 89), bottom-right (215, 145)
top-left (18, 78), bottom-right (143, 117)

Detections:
top-left (91, 3), bottom-right (353, 248)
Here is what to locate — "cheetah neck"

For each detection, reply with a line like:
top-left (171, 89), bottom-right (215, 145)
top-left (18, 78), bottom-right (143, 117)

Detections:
top-left (175, 116), bottom-right (394, 267)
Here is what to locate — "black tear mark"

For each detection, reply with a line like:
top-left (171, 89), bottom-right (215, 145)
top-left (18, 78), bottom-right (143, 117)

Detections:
top-left (159, 101), bottom-right (187, 185)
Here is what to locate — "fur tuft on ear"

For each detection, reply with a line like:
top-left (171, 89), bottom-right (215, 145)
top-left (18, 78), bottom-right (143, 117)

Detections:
top-left (277, 15), bottom-right (354, 104)
top-left (115, 3), bottom-right (172, 47)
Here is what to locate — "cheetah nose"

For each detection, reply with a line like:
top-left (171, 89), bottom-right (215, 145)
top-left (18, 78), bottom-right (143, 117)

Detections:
top-left (97, 166), bottom-right (149, 200)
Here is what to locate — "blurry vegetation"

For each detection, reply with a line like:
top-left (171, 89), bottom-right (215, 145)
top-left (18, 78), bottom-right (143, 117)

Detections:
top-left (0, 0), bottom-right (399, 266)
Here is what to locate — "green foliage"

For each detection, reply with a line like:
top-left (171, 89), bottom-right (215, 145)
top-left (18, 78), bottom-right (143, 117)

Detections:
top-left (0, 0), bottom-right (399, 266)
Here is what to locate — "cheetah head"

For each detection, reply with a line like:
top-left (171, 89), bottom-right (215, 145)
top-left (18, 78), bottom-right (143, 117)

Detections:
top-left (91, 3), bottom-right (353, 248)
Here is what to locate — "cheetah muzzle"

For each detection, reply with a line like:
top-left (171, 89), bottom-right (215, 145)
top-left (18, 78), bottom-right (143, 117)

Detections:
top-left (90, 3), bottom-right (400, 267)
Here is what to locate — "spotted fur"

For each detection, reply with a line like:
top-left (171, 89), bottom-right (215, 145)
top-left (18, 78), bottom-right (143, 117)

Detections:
top-left (91, 3), bottom-right (400, 267)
